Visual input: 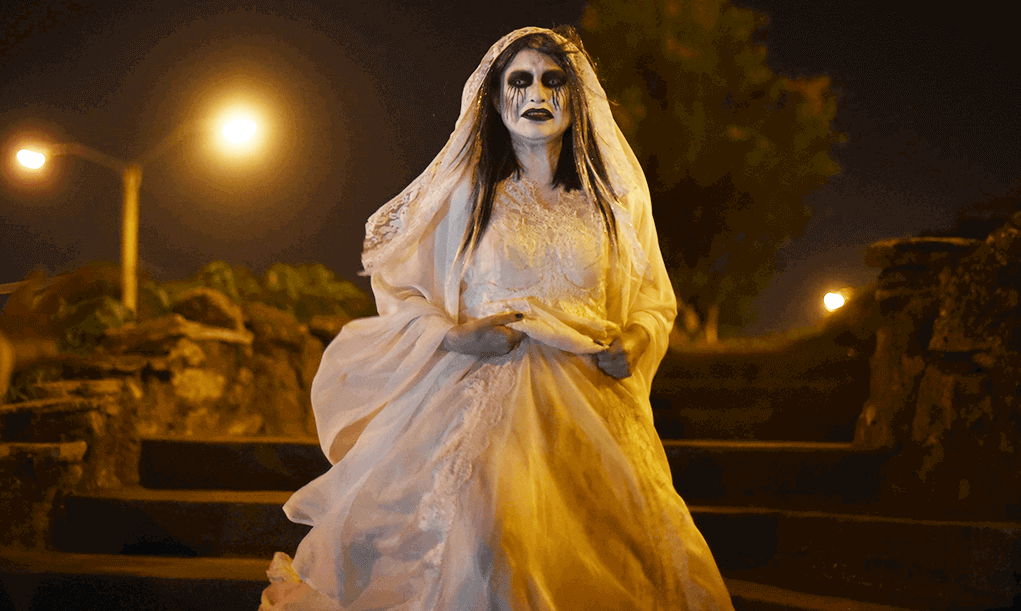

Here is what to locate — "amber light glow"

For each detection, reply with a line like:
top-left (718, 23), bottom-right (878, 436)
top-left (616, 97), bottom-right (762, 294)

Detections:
top-left (16, 149), bottom-right (46, 169)
top-left (823, 292), bottom-right (846, 311)
top-left (223, 119), bottom-right (257, 143)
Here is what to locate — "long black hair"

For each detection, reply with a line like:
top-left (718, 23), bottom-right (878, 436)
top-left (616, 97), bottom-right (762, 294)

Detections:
top-left (459, 26), bottom-right (618, 258)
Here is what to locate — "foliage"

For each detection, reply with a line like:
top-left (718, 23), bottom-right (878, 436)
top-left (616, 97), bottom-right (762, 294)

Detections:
top-left (918, 187), bottom-right (1020, 240)
top-left (58, 295), bottom-right (134, 352)
top-left (0, 261), bottom-right (373, 359)
top-left (583, 0), bottom-right (842, 331)
top-left (3, 365), bottom-right (61, 404)
top-left (23, 262), bottom-right (136, 353)
top-left (161, 261), bottom-right (375, 323)
top-left (258, 262), bottom-right (376, 322)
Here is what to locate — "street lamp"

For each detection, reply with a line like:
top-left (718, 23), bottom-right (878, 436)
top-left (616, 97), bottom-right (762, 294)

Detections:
top-left (15, 118), bottom-right (256, 313)
top-left (823, 288), bottom-right (852, 313)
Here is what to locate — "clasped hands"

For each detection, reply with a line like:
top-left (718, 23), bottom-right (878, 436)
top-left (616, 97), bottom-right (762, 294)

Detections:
top-left (442, 312), bottom-right (648, 380)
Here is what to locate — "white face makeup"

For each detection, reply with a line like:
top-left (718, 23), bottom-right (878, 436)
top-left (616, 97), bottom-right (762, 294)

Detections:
top-left (498, 48), bottom-right (571, 146)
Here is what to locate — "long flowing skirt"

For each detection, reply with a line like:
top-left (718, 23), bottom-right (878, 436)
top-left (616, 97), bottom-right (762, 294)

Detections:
top-left (262, 337), bottom-right (733, 610)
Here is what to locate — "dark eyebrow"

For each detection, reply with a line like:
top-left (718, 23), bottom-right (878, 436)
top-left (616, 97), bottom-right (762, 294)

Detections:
top-left (507, 70), bottom-right (532, 81)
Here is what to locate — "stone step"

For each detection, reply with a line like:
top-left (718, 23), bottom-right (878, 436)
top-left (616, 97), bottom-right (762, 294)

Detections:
top-left (665, 440), bottom-right (892, 513)
top-left (726, 579), bottom-right (923, 611)
top-left (50, 487), bottom-right (1019, 609)
top-left (0, 550), bottom-right (266, 611)
top-left (51, 488), bottom-right (307, 558)
top-left (0, 550), bottom-right (926, 611)
top-left (696, 506), bottom-right (1021, 611)
top-left (139, 436), bottom-right (891, 512)
top-left (138, 435), bottom-right (329, 491)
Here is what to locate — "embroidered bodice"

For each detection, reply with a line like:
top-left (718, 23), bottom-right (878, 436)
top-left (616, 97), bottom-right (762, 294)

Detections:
top-left (460, 178), bottom-right (608, 322)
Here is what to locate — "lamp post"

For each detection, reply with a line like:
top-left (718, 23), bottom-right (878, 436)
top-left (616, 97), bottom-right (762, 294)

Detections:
top-left (15, 119), bottom-right (256, 313)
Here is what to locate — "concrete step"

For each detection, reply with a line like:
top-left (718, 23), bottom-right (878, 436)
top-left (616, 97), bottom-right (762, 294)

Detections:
top-left (0, 550), bottom-right (266, 611)
top-left (666, 440), bottom-right (892, 513)
top-left (694, 506), bottom-right (1021, 611)
top-left (0, 550), bottom-right (928, 611)
top-left (51, 488), bottom-right (307, 558)
top-left (139, 435), bottom-right (329, 491)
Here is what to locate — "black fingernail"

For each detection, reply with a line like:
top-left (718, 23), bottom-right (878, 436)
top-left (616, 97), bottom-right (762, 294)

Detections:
top-left (515, 313), bottom-right (523, 319)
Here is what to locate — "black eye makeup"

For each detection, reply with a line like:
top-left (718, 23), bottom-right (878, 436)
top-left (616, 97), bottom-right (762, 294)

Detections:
top-left (506, 70), bottom-right (568, 90)
top-left (541, 71), bottom-right (568, 89)
top-left (507, 71), bottom-right (533, 89)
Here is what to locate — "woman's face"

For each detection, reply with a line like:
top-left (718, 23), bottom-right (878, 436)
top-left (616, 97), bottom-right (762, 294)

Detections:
top-left (498, 48), bottom-right (572, 146)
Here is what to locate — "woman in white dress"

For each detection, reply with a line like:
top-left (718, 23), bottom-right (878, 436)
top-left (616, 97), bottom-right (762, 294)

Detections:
top-left (261, 26), bottom-right (734, 611)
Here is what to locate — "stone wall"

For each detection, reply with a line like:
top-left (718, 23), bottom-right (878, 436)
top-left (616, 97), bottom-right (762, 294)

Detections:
top-left (855, 214), bottom-right (1021, 519)
top-left (72, 288), bottom-right (341, 440)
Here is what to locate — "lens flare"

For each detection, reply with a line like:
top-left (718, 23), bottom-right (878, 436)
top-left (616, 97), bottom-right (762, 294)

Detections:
top-left (223, 119), bottom-right (257, 143)
top-left (823, 292), bottom-right (846, 311)
top-left (16, 149), bottom-right (46, 169)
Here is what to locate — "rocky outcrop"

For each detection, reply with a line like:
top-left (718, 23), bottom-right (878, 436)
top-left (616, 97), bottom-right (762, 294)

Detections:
top-left (171, 287), bottom-right (246, 332)
top-left (856, 215), bottom-right (1021, 519)
top-left (0, 263), bottom-right (365, 550)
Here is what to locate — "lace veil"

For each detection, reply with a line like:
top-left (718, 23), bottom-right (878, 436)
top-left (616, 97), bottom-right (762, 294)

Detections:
top-left (361, 26), bottom-right (650, 282)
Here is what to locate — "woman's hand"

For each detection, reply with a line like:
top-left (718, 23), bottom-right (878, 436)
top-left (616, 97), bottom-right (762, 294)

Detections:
top-left (443, 312), bottom-right (525, 357)
top-left (596, 325), bottom-right (650, 379)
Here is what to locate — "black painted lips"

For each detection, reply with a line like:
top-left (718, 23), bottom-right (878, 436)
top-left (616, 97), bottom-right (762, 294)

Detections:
top-left (522, 108), bottom-right (553, 120)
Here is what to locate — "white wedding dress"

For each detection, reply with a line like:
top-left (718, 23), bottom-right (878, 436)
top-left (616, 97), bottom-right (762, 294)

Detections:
top-left (261, 178), bottom-right (734, 610)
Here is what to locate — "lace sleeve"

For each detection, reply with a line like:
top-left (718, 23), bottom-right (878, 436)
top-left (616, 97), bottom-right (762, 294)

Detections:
top-left (362, 183), bottom-right (419, 269)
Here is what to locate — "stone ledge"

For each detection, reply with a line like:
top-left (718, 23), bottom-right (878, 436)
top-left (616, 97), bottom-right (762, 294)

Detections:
top-left (103, 314), bottom-right (254, 352)
top-left (34, 378), bottom-right (125, 399)
top-left (0, 440), bottom-right (88, 462)
top-left (0, 397), bottom-right (107, 417)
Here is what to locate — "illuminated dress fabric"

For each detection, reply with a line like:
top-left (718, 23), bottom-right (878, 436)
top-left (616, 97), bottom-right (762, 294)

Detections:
top-left (262, 27), bottom-right (734, 611)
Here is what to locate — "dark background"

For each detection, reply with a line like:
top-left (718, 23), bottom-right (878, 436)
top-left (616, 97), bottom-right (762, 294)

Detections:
top-left (1, 0), bottom-right (1017, 333)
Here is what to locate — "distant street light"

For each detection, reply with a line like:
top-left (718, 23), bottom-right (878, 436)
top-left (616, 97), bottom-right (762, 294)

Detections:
top-left (14, 116), bottom-right (258, 313)
top-left (823, 292), bottom-right (846, 311)
top-left (823, 287), bottom-right (853, 312)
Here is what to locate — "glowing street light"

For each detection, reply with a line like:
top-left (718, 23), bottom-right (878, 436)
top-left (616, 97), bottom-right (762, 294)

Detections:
top-left (223, 119), bottom-right (256, 143)
top-left (16, 149), bottom-right (45, 169)
top-left (823, 287), bottom-right (853, 313)
top-left (13, 115), bottom-right (258, 313)
top-left (823, 292), bottom-right (846, 312)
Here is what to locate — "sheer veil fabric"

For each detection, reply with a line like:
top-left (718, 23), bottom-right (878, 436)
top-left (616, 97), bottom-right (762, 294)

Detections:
top-left (262, 27), bottom-right (735, 611)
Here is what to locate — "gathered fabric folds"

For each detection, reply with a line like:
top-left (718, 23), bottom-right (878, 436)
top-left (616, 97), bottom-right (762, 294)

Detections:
top-left (274, 339), bottom-right (730, 611)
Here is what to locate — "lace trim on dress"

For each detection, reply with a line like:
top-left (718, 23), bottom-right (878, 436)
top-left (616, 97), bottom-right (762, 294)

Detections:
top-left (415, 358), bottom-right (514, 568)
top-left (461, 178), bottom-right (609, 321)
top-left (363, 184), bottom-right (418, 258)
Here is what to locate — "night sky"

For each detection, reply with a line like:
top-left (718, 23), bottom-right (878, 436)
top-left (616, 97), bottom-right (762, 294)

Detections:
top-left (1, 1), bottom-right (1017, 334)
